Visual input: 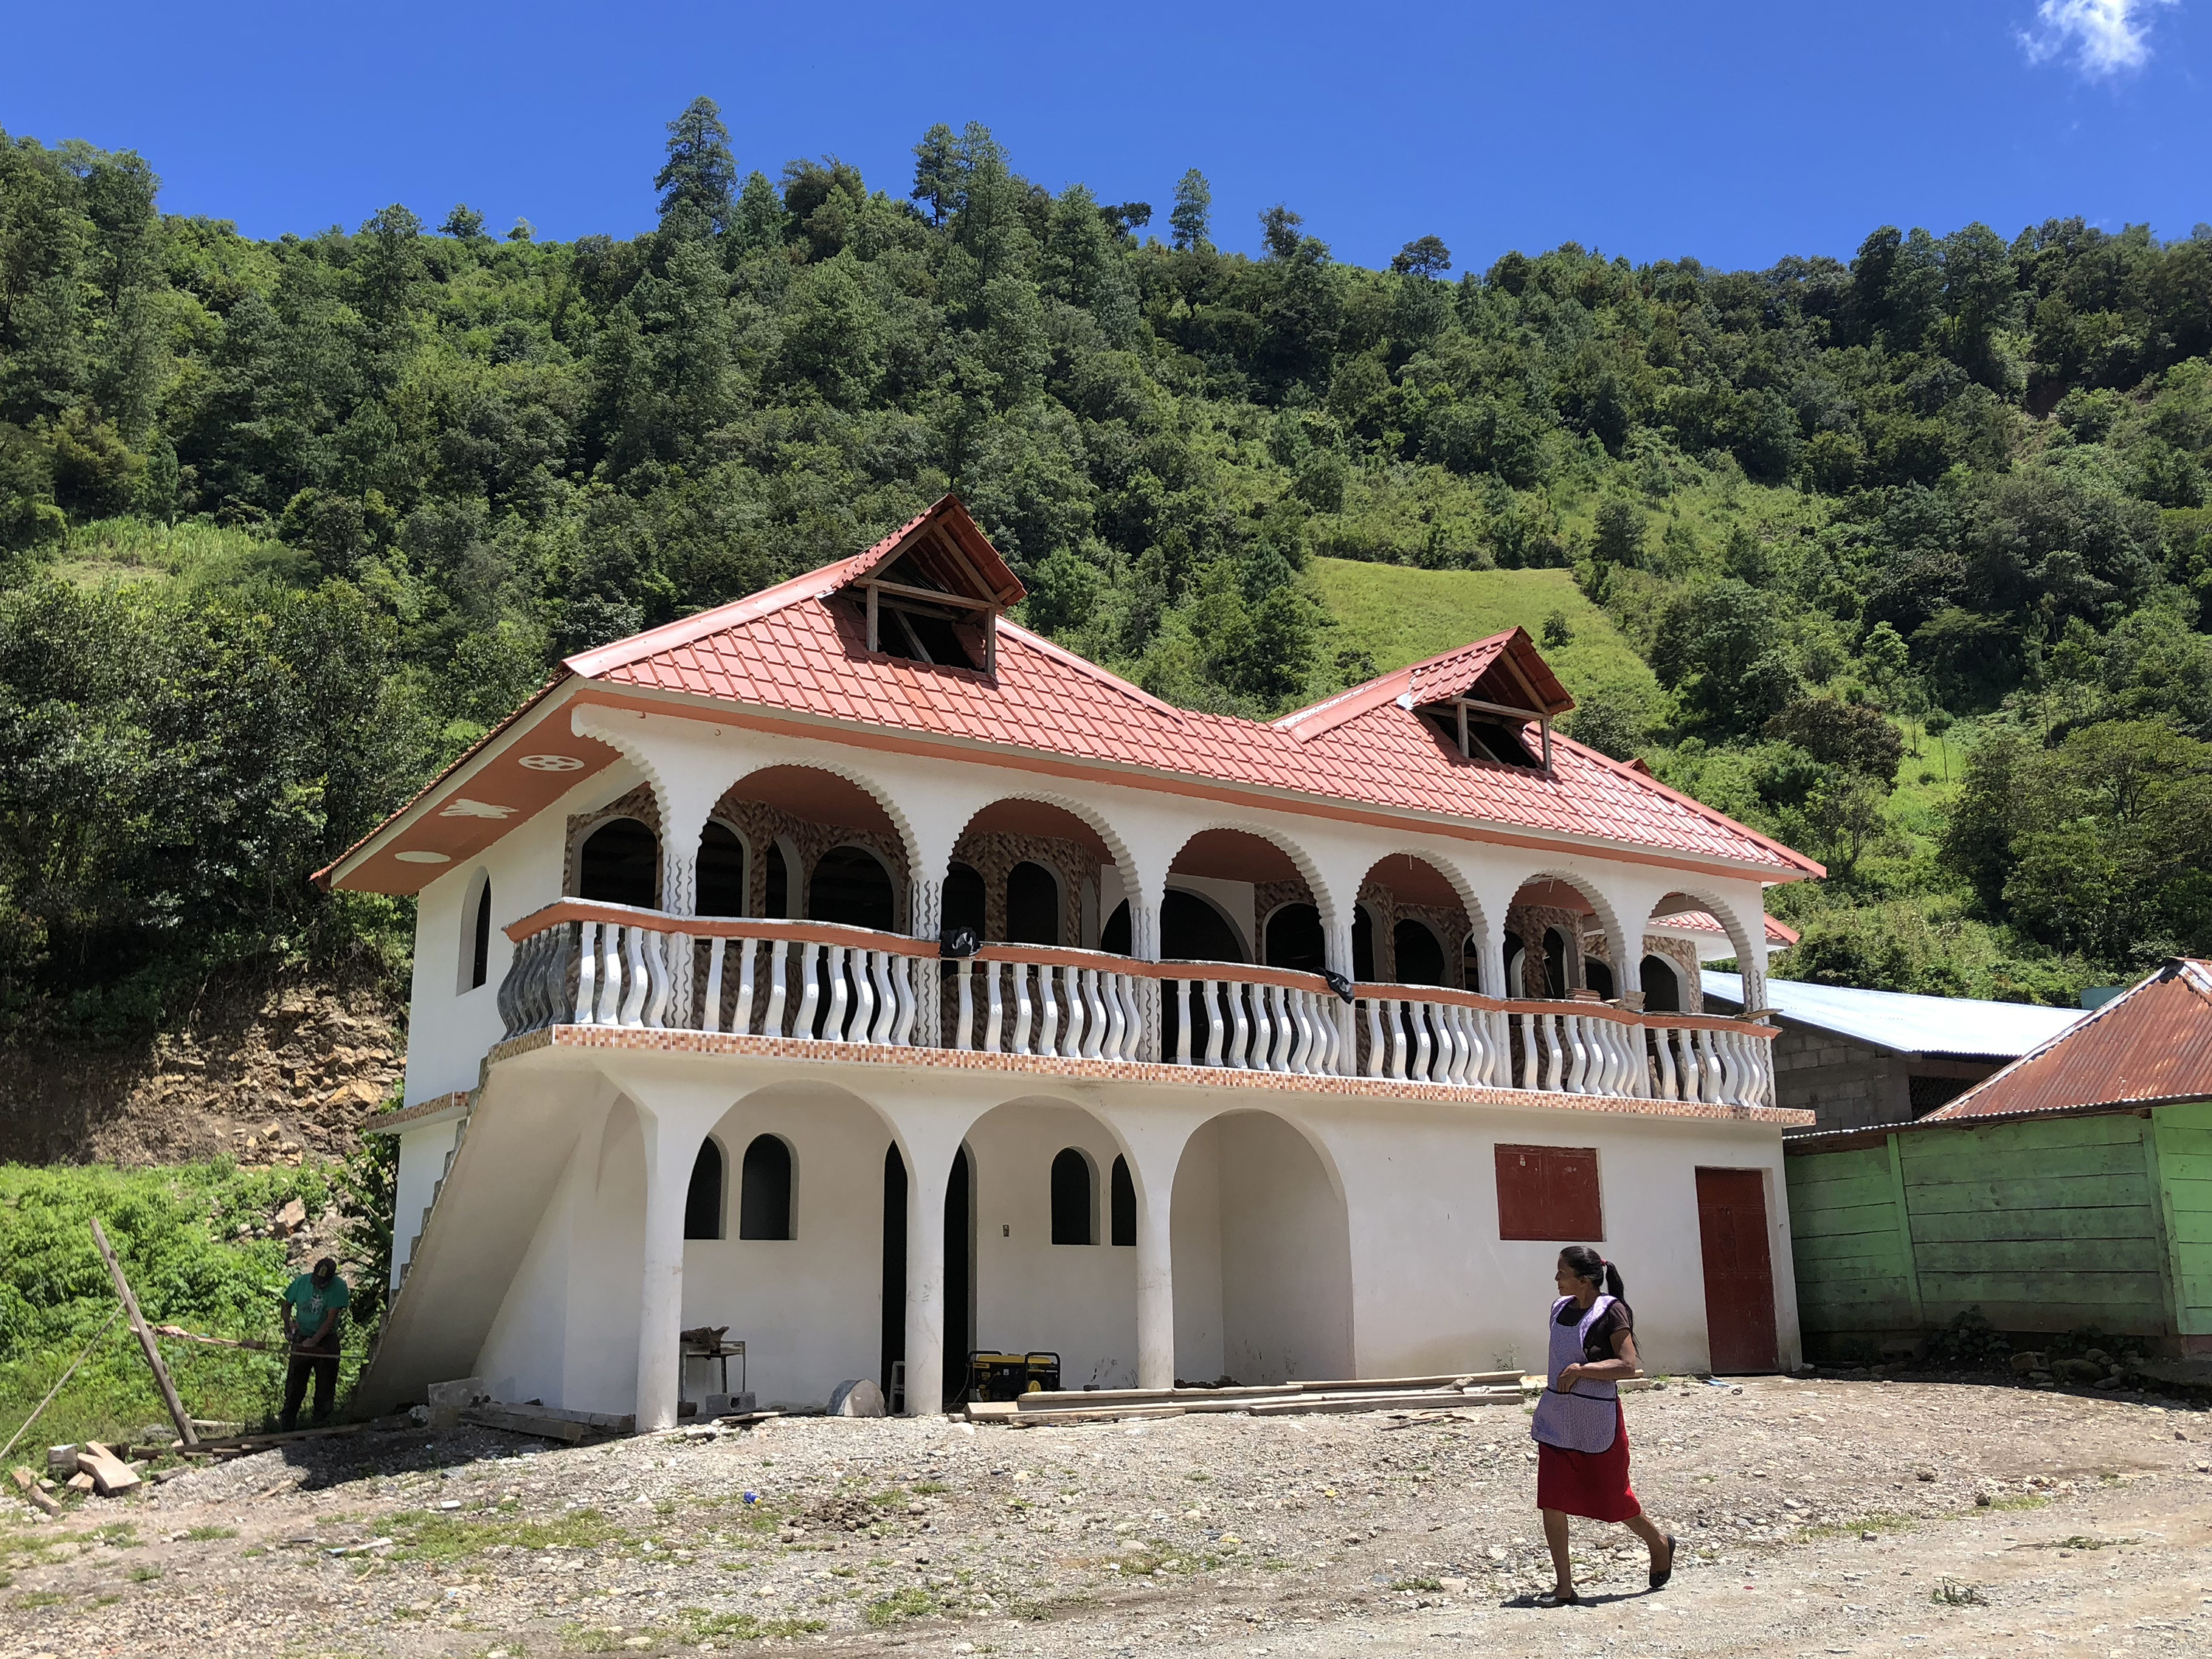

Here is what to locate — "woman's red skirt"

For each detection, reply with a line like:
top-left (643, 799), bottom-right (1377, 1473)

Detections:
top-left (1535, 1401), bottom-right (1641, 1522)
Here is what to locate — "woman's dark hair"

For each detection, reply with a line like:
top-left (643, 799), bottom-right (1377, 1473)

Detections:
top-left (1559, 1244), bottom-right (1625, 1300)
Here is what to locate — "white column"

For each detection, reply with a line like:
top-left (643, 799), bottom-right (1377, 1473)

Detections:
top-left (633, 1107), bottom-right (697, 1432)
top-left (1135, 1176), bottom-right (1175, 1391)
top-left (902, 1149), bottom-right (950, 1416)
top-left (1323, 906), bottom-right (1357, 1072)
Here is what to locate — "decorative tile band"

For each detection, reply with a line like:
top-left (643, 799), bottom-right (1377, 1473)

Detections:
top-left (485, 1024), bottom-right (1814, 1128)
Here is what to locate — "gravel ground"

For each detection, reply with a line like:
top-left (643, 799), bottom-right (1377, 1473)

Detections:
top-left (4, 1376), bottom-right (2210, 1658)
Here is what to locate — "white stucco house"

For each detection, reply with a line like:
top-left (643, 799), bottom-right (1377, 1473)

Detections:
top-left (322, 497), bottom-right (1821, 1428)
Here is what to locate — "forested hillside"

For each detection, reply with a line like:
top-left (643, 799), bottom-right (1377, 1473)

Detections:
top-left (5, 98), bottom-right (2211, 1042)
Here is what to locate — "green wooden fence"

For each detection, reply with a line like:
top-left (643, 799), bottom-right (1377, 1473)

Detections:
top-left (1786, 1101), bottom-right (2212, 1355)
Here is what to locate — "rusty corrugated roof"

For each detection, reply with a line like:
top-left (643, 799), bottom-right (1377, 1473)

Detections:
top-left (1922, 959), bottom-right (2212, 1121)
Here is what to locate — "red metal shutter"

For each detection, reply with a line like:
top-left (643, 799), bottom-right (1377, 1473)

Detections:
top-left (1496, 1145), bottom-right (1603, 1241)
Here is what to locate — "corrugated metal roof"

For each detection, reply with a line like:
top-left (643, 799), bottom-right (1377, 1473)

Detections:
top-left (1922, 959), bottom-right (2212, 1120)
top-left (1701, 971), bottom-right (2083, 1058)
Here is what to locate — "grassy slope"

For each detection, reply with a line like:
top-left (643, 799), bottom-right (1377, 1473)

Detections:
top-left (1310, 557), bottom-right (1664, 711)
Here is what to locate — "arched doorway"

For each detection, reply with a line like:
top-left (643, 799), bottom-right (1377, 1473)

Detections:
top-left (696, 822), bottom-right (747, 917)
top-left (810, 845), bottom-right (895, 930)
top-left (1263, 903), bottom-right (1325, 973)
top-left (1641, 954), bottom-right (1681, 1013)
top-left (1170, 1111), bottom-right (1352, 1385)
top-left (1352, 853), bottom-right (1470, 987)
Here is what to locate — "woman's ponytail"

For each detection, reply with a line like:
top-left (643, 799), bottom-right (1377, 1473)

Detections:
top-left (1559, 1242), bottom-right (1620, 1297)
top-left (1603, 1258), bottom-right (1626, 1300)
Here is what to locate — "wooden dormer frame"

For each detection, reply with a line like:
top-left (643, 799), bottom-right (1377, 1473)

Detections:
top-left (1446, 695), bottom-right (1553, 773)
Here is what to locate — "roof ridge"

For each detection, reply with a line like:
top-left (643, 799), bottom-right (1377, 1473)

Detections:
top-left (1273, 631), bottom-right (1522, 739)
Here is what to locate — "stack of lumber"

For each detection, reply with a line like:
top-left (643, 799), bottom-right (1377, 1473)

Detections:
top-left (460, 1402), bottom-right (635, 1443)
top-left (967, 1371), bottom-right (1527, 1426)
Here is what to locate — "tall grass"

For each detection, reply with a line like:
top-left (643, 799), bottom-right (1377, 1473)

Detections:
top-left (0, 1159), bottom-right (381, 1449)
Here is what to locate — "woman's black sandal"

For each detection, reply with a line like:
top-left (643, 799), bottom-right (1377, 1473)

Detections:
top-left (1649, 1535), bottom-right (1677, 1590)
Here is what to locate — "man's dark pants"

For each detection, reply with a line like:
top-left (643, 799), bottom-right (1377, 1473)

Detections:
top-left (282, 1349), bottom-right (339, 1429)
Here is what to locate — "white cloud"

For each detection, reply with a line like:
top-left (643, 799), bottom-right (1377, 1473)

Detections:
top-left (2021, 0), bottom-right (2178, 76)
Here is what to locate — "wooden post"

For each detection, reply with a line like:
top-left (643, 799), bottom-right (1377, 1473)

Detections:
top-left (89, 1218), bottom-right (200, 1450)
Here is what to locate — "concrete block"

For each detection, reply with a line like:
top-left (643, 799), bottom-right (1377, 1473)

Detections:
top-left (426, 1376), bottom-right (487, 1427)
top-left (702, 1392), bottom-right (757, 1417)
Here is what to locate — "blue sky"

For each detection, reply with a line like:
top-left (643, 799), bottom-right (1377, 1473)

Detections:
top-left (3, 1), bottom-right (2203, 274)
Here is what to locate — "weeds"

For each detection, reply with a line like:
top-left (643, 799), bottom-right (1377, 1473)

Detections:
top-left (184, 1525), bottom-right (236, 1541)
top-left (384, 1505), bottom-right (628, 1562)
top-left (128, 1564), bottom-right (162, 1582)
top-left (864, 1586), bottom-right (939, 1626)
top-left (1390, 1575), bottom-right (1445, 1592)
top-left (13, 1589), bottom-right (67, 1608)
top-left (1798, 1512), bottom-right (1915, 1542)
top-left (1930, 1578), bottom-right (1986, 1606)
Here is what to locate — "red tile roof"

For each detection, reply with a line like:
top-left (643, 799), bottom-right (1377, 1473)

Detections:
top-left (1653, 909), bottom-right (1803, 946)
top-left (1923, 959), bottom-right (2212, 1121)
top-left (567, 497), bottom-right (1819, 875)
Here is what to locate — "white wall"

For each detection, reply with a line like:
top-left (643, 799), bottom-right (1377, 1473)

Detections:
top-left (390, 1117), bottom-right (463, 1288)
top-left (679, 1086), bottom-right (892, 1411)
top-left (967, 1101), bottom-right (1138, 1390)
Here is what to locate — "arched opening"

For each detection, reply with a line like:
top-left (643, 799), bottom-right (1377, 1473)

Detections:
top-left (1264, 903), bottom-right (1325, 973)
top-left (462, 872), bottom-right (494, 992)
top-left (1543, 928), bottom-right (1568, 999)
top-left (1171, 1111), bottom-right (1352, 1386)
top-left (1161, 889), bottom-right (1246, 963)
top-left (696, 822), bottom-right (747, 917)
top-left (1641, 954), bottom-right (1681, 1013)
top-left (962, 1101), bottom-right (1136, 1393)
top-left (881, 1143), bottom-right (906, 1396)
top-left (1584, 956), bottom-right (1616, 998)
top-left (1006, 861), bottom-right (1060, 946)
top-left (809, 845), bottom-right (895, 931)
top-left (739, 1134), bottom-right (795, 1241)
top-left (1504, 934), bottom-right (1526, 998)
top-left (1110, 1156), bottom-right (1136, 1246)
top-left (1462, 931), bottom-right (1484, 995)
top-left (943, 861), bottom-right (986, 940)
top-left (577, 817), bottom-right (658, 907)
top-left (1392, 919), bottom-right (1447, 987)
top-left (1164, 827), bottom-right (1309, 962)
top-left (683, 1137), bottom-right (725, 1241)
top-left (1504, 875), bottom-right (1614, 1001)
top-left (765, 841), bottom-right (791, 917)
top-left (1352, 906), bottom-right (1376, 981)
top-left (1051, 1148), bottom-right (1096, 1245)
top-left (1645, 890), bottom-right (1751, 1015)
top-left (1099, 900), bottom-right (1131, 956)
top-left (944, 1143), bottom-right (973, 1408)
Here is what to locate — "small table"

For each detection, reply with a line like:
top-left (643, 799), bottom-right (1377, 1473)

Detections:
top-left (681, 1335), bottom-right (746, 1399)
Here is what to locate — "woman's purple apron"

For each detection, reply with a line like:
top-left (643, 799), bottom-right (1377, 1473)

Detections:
top-left (1530, 1294), bottom-right (1620, 1454)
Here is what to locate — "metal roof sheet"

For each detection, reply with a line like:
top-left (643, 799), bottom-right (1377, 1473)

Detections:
top-left (1922, 959), bottom-right (2212, 1120)
top-left (1701, 971), bottom-right (2084, 1058)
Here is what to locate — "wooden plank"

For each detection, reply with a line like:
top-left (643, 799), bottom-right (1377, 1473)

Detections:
top-left (1886, 1131), bottom-right (1924, 1329)
top-left (1911, 1185), bottom-right (2150, 1221)
top-left (1918, 1299), bottom-right (2166, 1334)
top-left (1788, 1201), bottom-right (1904, 1238)
top-left (76, 1444), bottom-right (139, 1497)
top-left (89, 1218), bottom-right (198, 1451)
top-left (2153, 1101), bottom-right (2212, 1133)
top-left (460, 1407), bottom-right (588, 1444)
top-left (2145, 1115), bottom-right (2186, 1345)
top-left (1901, 1142), bottom-right (2151, 1184)
top-left (1786, 1170), bottom-right (1899, 1209)
top-left (1250, 1390), bottom-right (1510, 1417)
top-left (2150, 1128), bottom-right (2212, 1161)
top-left (1908, 1204), bottom-right (2162, 1244)
top-left (1789, 1236), bottom-right (1911, 1272)
top-left (1901, 1114), bottom-right (2147, 1158)
top-left (1915, 1269), bottom-right (2166, 1303)
top-left (1912, 1236), bottom-right (2167, 1274)
top-left (9, 1466), bottom-right (61, 1517)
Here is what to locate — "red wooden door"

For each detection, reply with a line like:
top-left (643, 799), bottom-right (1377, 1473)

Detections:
top-left (1695, 1167), bottom-right (1779, 1374)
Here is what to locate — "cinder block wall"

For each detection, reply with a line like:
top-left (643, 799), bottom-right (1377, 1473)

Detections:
top-left (1770, 1025), bottom-right (1906, 1133)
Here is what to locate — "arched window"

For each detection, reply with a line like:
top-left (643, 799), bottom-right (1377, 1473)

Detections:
top-left (1159, 889), bottom-right (1245, 964)
top-left (1110, 1155), bottom-right (1136, 1247)
top-left (1585, 957), bottom-right (1616, 998)
top-left (577, 817), bottom-right (658, 907)
top-left (696, 822), bottom-right (747, 917)
top-left (684, 1139), bottom-right (725, 1240)
top-left (739, 1134), bottom-right (795, 1240)
top-left (461, 873), bottom-right (493, 992)
top-left (1505, 934), bottom-right (1527, 998)
top-left (809, 845), bottom-right (894, 930)
top-left (1393, 919), bottom-right (1447, 986)
top-left (1542, 928), bottom-right (1568, 999)
top-left (1462, 931), bottom-right (1484, 995)
top-left (942, 861), bottom-right (986, 941)
top-left (1050, 1148), bottom-right (1095, 1245)
top-left (1352, 906), bottom-right (1376, 981)
top-left (765, 841), bottom-right (790, 917)
top-left (1264, 903), bottom-right (1325, 973)
top-left (1641, 953), bottom-right (1681, 1013)
top-left (1006, 860), bottom-right (1060, 945)
top-left (1099, 900), bottom-right (1131, 956)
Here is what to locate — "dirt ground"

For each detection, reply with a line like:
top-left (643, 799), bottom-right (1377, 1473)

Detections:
top-left (4, 1376), bottom-right (2209, 1659)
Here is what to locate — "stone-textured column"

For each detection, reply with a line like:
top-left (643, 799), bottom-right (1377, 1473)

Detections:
top-left (902, 1151), bottom-right (951, 1416)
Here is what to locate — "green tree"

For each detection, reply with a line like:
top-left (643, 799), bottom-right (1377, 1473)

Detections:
top-left (910, 123), bottom-right (962, 225)
top-left (1389, 235), bottom-right (1451, 279)
top-left (1169, 169), bottom-right (1211, 252)
top-left (654, 96), bottom-right (737, 236)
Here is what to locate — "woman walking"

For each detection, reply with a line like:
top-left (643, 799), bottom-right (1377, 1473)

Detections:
top-left (1530, 1244), bottom-right (1675, 1605)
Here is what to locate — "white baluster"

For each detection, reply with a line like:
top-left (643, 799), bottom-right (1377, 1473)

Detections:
top-left (725, 939), bottom-right (753, 1038)
top-left (1074, 969), bottom-right (1102, 1059)
top-left (1284, 990), bottom-right (1313, 1075)
top-left (1115, 973), bottom-right (1141, 1060)
top-left (1444, 1004), bottom-right (1471, 1085)
top-left (594, 925), bottom-right (623, 1025)
top-left (1652, 1021), bottom-right (1677, 1099)
top-left (857, 949), bottom-right (887, 1044)
top-left (640, 930), bottom-right (670, 1029)
top-left (1194, 979), bottom-right (1220, 1066)
top-left (984, 962), bottom-right (1006, 1052)
top-left (1011, 964), bottom-right (1034, 1055)
top-left (701, 937), bottom-right (727, 1035)
top-left (814, 945), bottom-right (846, 1041)
top-left (867, 955), bottom-right (894, 1044)
top-left (574, 921), bottom-right (600, 1025)
top-left (618, 927), bottom-right (649, 1027)
top-left (1535, 1014), bottom-right (1559, 1091)
top-left (760, 939), bottom-right (789, 1037)
top-left (792, 942), bottom-right (823, 1039)
top-left (1029, 963), bottom-right (1054, 1055)
top-left (1360, 998), bottom-right (1383, 1077)
top-left (1266, 987), bottom-right (1292, 1072)
top-left (1718, 1029), bottom-right (1744, 1103)
top-left (1591, 1018), bottom-right (1618, 1094)
top-left (1240, 986), bottom-right (1267, 1070)
top-left (955, 960), bottom-right (975, 1049)
top-left (1175, 979), bottom-right (1193, 1064)
top-left (890, 953), bottom-right (918, 1046)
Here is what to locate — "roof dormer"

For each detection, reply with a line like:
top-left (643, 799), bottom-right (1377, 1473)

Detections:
top-left (1275, 625), bottom-right (1574, 773)
top-left (843, 497), bottom-right (1026, 676)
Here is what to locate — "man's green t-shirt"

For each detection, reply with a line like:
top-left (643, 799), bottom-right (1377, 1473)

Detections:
top-left (284, 1274), bottom-right (349, 1351)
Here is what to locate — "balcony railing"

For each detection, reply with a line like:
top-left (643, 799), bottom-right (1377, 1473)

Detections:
top-left (498, 902), bottom-right (1777, 1108)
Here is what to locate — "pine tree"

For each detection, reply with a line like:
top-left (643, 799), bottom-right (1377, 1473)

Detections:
top-left (1169, 168), bottom-right (1211, 252)
top-left (910, 123), bottom-right (962, 225)
top-left (654, 96), bottom-right (737, 237)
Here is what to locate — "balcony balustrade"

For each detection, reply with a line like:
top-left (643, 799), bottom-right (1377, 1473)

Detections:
top-left (497, 901), bottom-right (1777, 1108)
